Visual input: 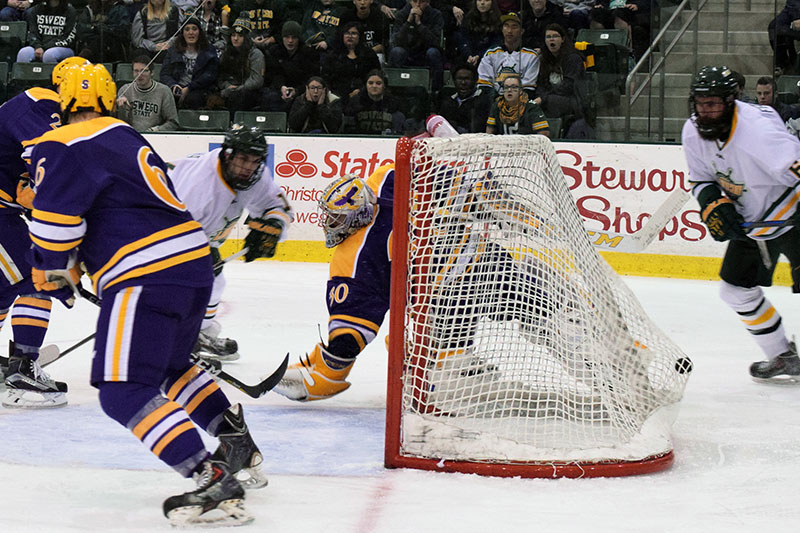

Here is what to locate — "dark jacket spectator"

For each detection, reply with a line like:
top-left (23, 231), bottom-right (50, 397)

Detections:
top-left (131, 0), bottom-right (180, 60)
top-left (288, 76), bottom-right (343, 133)
top-left (389, 0), bottom-right (445, 89)
top-left (78, 0), bottom-right (132, 62)
top-left (160, 17), bottom-right (220, 108)
top-left (340, 0), bottom-right (390, 54)
top-left (302, 0), bottom-right (345, 52)
top-left (520, 0), bottom-right (568, 50)
top-left (17, 0), bottom-right (77, 62)
top-left (453, 0), bottom-right (502, 66)
top-left (535, 23), bottom-right (583, 121)
top-left (756, 76), bottom-right (800, 122)
top-left (343, 69), bottom-right (406, 134)
top-left (261, 20), bottom-right (321, 111)
top-left (217, 20), bottom-right (265, 115)
top-left (227, 0), bottom-right (288, 49)
top-left (437, 63), bottom-right (492, 133)
top-left (321, 21), bottom-right (381, 100)
top-left (200, 0), bottom-right (227, 56)
top-left (769, 0), bottom-right (800, 74)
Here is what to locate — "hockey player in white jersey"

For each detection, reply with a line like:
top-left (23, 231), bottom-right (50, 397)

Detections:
top-left (169, 125), bottom-right (293, 361)
top-left (683, 65), bottom-right (800, 383)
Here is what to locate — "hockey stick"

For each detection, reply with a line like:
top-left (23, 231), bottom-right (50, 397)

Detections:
top-left (191, 352), bottom-right (290, 399)
top-left (742, 220), bottom-right (796, 229)
top-left (585, 189), bottom-right (691, 253)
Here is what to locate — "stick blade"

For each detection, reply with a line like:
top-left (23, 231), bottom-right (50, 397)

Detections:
top-left (257, 353), bottom-right (290, 396)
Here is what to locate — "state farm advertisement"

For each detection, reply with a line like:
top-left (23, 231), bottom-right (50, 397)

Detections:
top-left (144, 133), bottom-right (722, 257)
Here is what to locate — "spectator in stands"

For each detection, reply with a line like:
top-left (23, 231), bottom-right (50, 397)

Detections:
top-left (321, 21), bottom-right (381, 100)
top-left (227, 0), bottom-right (287, 53)
top-left (160, 16), bottom-right (220, 108)
top-left (731, 70), bottom-right (755, 103)
top-left (302, 0), bottom-right (345, 54)
top-left (756, 75), bottom-right (800, 122)
top-left (555, 0), bottom-right (593, 31)
top-left (436, 62), bottom-right (492, 132)
top-left (769, 0), bottom-right (800, 76)
top-left (116, 54), bottom-right (179, 131)
top-left (0, 0), bottom-right (30, 22)
top-left (77, 0), bottom-right (131, 63)
top-left (200, 0), bottom-right (227, 56)
top-left (261, 20), bottom-right (320, 112)
top-left (131, 0), bottom-right (180, 61)
top-left (486, 72), bottom-right (549, 134)
top-left (533, 24), bottom-right (582, 124)
top-left (17, 0), bottom-right (77, 63)
top-left (477, 12), bottom-right (539, 97)
top-left (389, 0), bottom-right (445, 90)
top-left (217, 19), bottom-right (264, 118)
top-left (341, 0), bottom-right (390, 58)
top-left (520, 0), bottom-right (568, 51)
top-left (496, 0), bottom-right (519, 13)
top-left (453, 0), bottom-right (502, 67)
top-left (590, 0), bottom-right (650, 60)
top-left (288, 75), bottom-right (343, 132)
top-left (343, 68), bottom-right (407, 133)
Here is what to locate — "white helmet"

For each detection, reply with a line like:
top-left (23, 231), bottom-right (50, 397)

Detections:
top-left (318, 174), bottom-right (377, 248)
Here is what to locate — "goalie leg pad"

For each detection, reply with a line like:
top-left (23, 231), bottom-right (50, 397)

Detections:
top-left (273, 343), bottom-right (355, 401)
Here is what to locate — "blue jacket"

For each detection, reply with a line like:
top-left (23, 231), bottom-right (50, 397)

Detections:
top-left (160, 46), bottom-right (220, 91)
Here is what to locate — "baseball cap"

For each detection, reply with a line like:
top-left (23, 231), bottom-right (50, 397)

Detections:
top-left (500, 12), bottom-right (521, 25)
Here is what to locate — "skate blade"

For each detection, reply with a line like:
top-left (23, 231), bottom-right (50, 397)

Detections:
top-left (236, 466), bottom-right (269, 490)
top-left (167, 499), bottom-right (253, 528)
top-left (2, 389), bottom-right (67, 409)
top-left (750, 375), bottom-right (800, 385)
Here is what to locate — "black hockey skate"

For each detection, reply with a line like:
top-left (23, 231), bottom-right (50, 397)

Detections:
top-left (212, 404), bottom-right (268, 489)
top-left (193, 329), bottom-right (240, 362)
top-left (749, 342), bottom-right (800, 384)
top-left (3, 351), bottom-right (68, 409)
top-left (163, 458), bottom-right (252, 528)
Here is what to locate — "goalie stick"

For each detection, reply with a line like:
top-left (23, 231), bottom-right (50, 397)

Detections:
top-left (0, 248), bottom-right (253, 369)
top-left (585, 188), bottom-right (691, 253)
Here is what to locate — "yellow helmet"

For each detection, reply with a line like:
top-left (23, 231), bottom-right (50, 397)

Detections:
top-left (52, 56), bottom-right (90, 85)
top-left (60, 64), bottom-right (117, 115)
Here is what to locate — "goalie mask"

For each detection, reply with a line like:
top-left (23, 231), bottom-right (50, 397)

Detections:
top-left (220, 124), bottom-right (268, 190)
top-left (689, 65), bottom-right (738, 141)
top-left (318, 175), bottom-right (377, 248)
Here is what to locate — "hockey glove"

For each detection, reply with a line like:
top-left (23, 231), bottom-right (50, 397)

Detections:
top-left (210, 246), bottom-right (223, 276)
top-left (243, 217), bottom-right (284, 262)
top-left (32, 264), bottom-right (83, 308)
top-left (701, 198), bottom-right (746, 242)
top-left (15, 177), bottom-right (35, 210)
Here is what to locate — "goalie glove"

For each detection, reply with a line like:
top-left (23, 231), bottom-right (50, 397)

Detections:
top-left (697, 186), bottom-right (746, 242)
top-left (32, 264), bottom-right (83, 308)
top-left (243, 216), bottom-right (284, 262)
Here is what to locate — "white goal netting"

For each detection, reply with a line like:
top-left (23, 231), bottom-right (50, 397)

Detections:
top-left (390, 135), bottom-right (691, 473)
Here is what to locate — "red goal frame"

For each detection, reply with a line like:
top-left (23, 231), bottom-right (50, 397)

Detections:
top-left (384, 137), bottom-right (675, 478)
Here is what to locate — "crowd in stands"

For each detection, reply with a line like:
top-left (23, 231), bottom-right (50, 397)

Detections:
top-left (0, 0), bottom-right (663, 137)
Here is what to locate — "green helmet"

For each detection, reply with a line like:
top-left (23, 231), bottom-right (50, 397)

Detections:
top-left (689, 66), bottom-right (738, 140)
top-left (220, 125), bottom-right (268, 190)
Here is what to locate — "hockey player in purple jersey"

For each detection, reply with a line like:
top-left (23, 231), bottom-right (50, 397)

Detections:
top-left (0, 56), bottom-right (86, 408)
top-left (27, 63), bottom-right (264, 527)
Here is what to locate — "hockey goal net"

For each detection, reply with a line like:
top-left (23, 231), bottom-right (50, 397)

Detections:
top-left (385, 135), bottom-right (691, 478)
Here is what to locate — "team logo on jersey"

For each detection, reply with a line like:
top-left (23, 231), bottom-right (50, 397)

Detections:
top-left (713, 163), bottom-right (744, 199)
top-left (276, 149), bottom-right (318, 178)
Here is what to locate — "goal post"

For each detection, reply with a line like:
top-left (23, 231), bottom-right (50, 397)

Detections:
top-left (385, 135), bottom-right (691, 478)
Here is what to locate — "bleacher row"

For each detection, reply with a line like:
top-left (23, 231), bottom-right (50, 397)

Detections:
top-left (0, 17), bottom-right (631, 136)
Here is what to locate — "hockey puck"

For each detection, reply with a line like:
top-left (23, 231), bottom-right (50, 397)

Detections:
top-left (675, 357), bottom-right (693, 374)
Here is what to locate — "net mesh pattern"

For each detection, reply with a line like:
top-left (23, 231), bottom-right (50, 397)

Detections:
top-left (398, 135), bottom-right (690, 464)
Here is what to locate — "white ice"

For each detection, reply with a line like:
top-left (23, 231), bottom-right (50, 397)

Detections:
top-left (2, 261), bottom-right (799, 532)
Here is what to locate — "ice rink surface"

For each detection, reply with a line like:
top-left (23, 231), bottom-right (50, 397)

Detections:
top-left (2, 261), bottom-right (799, 532)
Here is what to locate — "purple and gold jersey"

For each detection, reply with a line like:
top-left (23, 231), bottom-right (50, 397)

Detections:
top-left (28, 117), bottom-right (212, 298)
top-left (325, 164), bottom-right (395, 350)
top-left (0, 88), bottom-right (60, 213)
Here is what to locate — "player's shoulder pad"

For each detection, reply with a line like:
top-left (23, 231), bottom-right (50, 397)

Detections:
top-left (24, 116), bottom-right (129, 147)
top-left (25, 87), bottom-right (59, 103)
